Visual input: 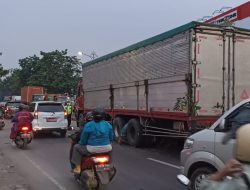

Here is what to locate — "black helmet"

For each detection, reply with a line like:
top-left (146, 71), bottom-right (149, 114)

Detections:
top-left (19, 104), bottom-right (29, 111)
top-left (85, 112), bottom-right (93, 122)
top-left (92, 107), bottom-right (105, 122)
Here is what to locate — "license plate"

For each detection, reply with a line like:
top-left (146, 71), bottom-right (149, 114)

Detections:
top-left (21, 134), bottom-right (31, 138)
top-left (46, 118), bottom-right (57, 122)
top-left (95, 164), bottom-right (111, 171)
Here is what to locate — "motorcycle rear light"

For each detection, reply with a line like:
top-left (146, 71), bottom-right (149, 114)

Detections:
top-left (92, 156), bottom-right (109, 164)
top-left (64, 112), bottom-right (67, 119)
top-left (21, 126), bottom-right (29, 131)
top-left (34, 111), bottom-right (38, 119)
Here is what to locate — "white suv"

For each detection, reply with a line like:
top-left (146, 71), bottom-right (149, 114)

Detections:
top-left (31, 101), bottom-right (68, 137)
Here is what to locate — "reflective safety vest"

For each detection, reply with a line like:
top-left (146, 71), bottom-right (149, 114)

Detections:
top-left (65, 104), bottom-right (73, 115)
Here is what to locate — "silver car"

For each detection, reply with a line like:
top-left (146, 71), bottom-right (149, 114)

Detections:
top-left (180, 98), bottom-right (250, 190)
top-left (31, 101), bottom-right (68, 137)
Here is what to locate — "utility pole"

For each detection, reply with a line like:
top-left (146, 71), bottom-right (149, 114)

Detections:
top-left (78, 51), bottom-right (98, 60)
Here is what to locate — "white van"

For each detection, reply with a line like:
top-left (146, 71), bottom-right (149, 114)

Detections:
top-left (179, 98), bottom-right (250, 190)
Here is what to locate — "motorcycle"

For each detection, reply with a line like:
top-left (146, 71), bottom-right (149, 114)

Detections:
top-left (14, 123), bottom-right (33, 149)
top-left (0, 110), bottom-right (5, 130)
top-left (69, 131), bottom-right (116, 190)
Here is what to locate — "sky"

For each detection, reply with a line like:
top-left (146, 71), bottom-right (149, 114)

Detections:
top-left (0, 0), bottom-right (248, 69)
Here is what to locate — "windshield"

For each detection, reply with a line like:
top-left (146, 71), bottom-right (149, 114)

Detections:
top-left (32, 95), bottom-right (44, 101)
top-left (57, 96), bottom-right (68, 102)
top-left (37, 103), bottom-right (64, 112)
top-left (6, 102), bottom-right (21, 108)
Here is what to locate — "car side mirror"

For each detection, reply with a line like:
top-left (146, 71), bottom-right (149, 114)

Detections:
top-left (219, 119), bottom-right (225, 130)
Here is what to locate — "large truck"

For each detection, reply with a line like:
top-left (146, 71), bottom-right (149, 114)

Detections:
top-left (79, 22), bottom-right (250, 147)
top-left (21, 86), bottom-right (45, 103)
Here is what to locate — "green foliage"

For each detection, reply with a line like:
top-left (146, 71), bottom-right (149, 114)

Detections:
top-left (0, 64), bottom-right (8, 79)
top-left (1, 69), bottom-right (21, 95)
top-left (1, 50), bottom-right (81, 95)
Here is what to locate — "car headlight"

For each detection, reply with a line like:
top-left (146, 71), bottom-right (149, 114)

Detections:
top-left (184, 138), bottom-right (194, 149)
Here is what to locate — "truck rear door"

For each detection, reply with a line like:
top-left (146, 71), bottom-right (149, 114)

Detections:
top-left (193, 26), bottom-right (250, 116)
top-left (233, 31), bottom-right (250, 105)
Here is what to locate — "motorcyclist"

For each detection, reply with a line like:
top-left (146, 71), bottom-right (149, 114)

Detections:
top-left (69, 111), bottom-right (93, 169)
top-left (200, 123), bottom-right (250, 190)
top-left (70, 111), bottom-right (93, 145)
top-left (71, 107), bottom-right (113, 174)
top-left (10, 104), bottom-right (34, 140)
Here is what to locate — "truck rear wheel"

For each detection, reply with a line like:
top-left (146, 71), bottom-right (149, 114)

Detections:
top-left (113, 117), bottom-right (125, 141)
top-left (126, 118), bottom-right (144, 147)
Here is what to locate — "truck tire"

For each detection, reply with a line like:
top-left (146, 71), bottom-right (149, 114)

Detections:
top-left (189, 167), bottom-right (215, 190)
top-left (113, 117), bottom-right (126, 141)
top-left (126, 118), bottom-right (144, 147)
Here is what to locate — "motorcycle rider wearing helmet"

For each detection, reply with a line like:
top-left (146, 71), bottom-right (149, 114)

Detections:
top-left (71, 107), bottom-right (113, 174)
top-left (71, 111), bottom-right (93, 144)
top-left (200, 123), bottom-right (250, 190)
top-left (69, 111), bottom-right (93, 169)
top-left (10, 104), bottom-right (34, 140)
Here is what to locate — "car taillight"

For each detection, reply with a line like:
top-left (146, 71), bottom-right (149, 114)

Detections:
top-left (92, 156), bottom-right (109, 164)
top-left (21, 126), bottom-right (29, 131)
top-left (34, 111), bottom-right (38, 119)
top-left (64, 112), bottom-right (67, 119)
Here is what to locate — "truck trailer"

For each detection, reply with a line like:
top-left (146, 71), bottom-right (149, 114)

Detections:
top-left (80, 22), bottom-right (250, 147)
top-left (21, 86), bottom-right (45, 103)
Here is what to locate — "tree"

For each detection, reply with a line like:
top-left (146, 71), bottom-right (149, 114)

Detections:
top-left (1, 69), bottom-right (22, 95)
top-left (0, 64), bottom-right (8, 79)
top-left (17, 49), bottom-right (81, 94)
top-left (0, 64), bottom-right (11, 98)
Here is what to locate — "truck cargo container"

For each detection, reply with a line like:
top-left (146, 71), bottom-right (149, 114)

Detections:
top-left (21, 86), bottom-right (45, 103)
top-left (79, 22), bottom-right (250, 146)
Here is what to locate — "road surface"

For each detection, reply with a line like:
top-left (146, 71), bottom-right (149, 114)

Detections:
top-left (0, 120), bottom-right (185, 190)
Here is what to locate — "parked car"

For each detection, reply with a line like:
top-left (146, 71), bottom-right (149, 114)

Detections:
top-left (30, 101), bottom-right (68, 137)
top-left (179, 98), bottom-right (250, 190)
top-left (4, 101), bottom-right (22, 119)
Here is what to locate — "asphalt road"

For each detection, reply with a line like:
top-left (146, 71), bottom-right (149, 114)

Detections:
top-left (0, 120), bottom-right (185, 190)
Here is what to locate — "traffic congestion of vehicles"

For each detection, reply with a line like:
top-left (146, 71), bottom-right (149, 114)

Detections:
top-left (1, 1), bottom-right (250, 190)
top-left (2, 22), bottom-right (250, 189)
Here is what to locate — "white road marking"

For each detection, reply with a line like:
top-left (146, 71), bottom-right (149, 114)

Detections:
top-left (24, 155), bottom-right (67, 190)
top-left (147, 158), bottom-right (180, 169)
